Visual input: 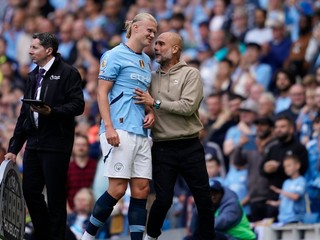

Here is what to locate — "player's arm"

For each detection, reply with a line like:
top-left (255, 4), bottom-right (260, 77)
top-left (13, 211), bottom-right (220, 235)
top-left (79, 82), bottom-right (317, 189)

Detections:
top-left (97, 79), bottom-right (119, 147)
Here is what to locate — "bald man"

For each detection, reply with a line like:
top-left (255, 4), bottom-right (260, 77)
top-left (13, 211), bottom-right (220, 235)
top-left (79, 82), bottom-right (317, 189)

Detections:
top-left (134, 32), bottom-right (215, 240)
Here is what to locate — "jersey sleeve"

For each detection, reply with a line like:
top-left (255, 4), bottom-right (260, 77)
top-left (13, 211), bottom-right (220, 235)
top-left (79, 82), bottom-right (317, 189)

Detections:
top-left (98, 50), bottom-right (121, 81)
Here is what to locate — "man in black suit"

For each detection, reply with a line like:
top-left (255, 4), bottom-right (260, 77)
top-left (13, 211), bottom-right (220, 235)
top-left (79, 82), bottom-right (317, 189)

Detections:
top-left (5, 32), bottom-right (84, 240)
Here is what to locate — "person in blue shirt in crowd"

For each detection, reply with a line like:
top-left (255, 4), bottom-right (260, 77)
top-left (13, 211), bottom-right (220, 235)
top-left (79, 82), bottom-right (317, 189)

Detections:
top-left (306, 116), bottom-right (320, 215)
top-left (81, 12), bottom-right (157, 240)
top-left (267, 154), bottom-right (307, 224)
top-left (224, 155), bottom-right (250, 216)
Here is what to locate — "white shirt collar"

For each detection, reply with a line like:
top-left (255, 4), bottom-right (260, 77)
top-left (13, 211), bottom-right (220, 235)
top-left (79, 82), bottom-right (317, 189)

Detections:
top-left (41, 57), bottom-right (55, 74)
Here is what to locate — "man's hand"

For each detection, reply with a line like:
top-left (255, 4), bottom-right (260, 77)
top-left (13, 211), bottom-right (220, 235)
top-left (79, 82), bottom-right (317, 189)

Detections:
top-left (133, 88), bottom-right (154, 107)
top-left (264, 160), bottom-right (280, 173)
top-left (4, 152), bottom-right (17, 164)
top-left (31, 104), bottom-right (51, 115)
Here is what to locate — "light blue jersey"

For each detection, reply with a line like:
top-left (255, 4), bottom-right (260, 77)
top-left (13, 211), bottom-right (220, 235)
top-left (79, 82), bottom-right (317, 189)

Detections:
top-left (224, 166), bottom-right (250, 215)
top-left (98, 43), bottom-right (152, 137)
top-left (278, 176), bottom-right (306, 224)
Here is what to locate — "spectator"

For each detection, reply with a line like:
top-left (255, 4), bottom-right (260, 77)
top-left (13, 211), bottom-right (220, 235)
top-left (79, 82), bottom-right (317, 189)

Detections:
top-left (58, 20), bottom-right (78, 65)
top-left (261, 115), bottom-right (309, 220)
top-left (83, 0), bottom-right (106, 30)
top-left (261, 17), bottom-right (292, 79)
top-left (152, 0), bottom-right (172, 21)
top-left (230, 7), bottom-right (250, 43)
top-left (204, 140), bottom-right (226, 177)
top-left (202, 92), bottom-right (231, 148)
top-left (67, 188), bottom-right (95, 240)
top-left (265, 0), bottom-right (284, 32)
top-left (273, 69), bottom-right (296, 113)
top-left (230, 116), bottom-right (276, 222)
top-left (102, 0), bottom-right (125, 45)
top-left (223, 0), bottom-right (256, 31)
top-left (185, 180), bottom-right (256, 240)
top-left (206, 157), bottom-right (224, 184)
top-left (257, 92), bottom-right (276, 118)
top-left (16, 15), bottom-right (37, 79)
top-left (276, 83), bottom-right (306, 123)
top-left (296, 88), bottom-right (317, 144)
top-left (212, 58), bottom-right (233, 93)
top-left (301, 74), bottom-right (317, 90)
top-left (209, 0), bottom-right (227, 31)
top-left (223, 99), bottom-right (258, 157)
top-left (224, 155), bottom-right (250, 216)
top-left (283, 0), bottom-right (301, 42)
top-left (284, 14), bottom-right (313, 78)
top-left (207, 92), bottom-right (243, 165)
top-left (248, 83), bottom-right (265, 102)
top-left (2, 7), bottom-right (25, 61)
top-left (267, 155), bottom-right (307, 224)
top-left (305, 116), bottom-right (320, 215)
top-left (66, 134), bottom-right (97, 212)
top-left (245, 8), bottom-right (273, 45)
top-left (233, 42), bottom-right (272, 93)
top-left (200, 29), bottom-right (226, 98)
top-left (305, 22), bottom-right (320, 73)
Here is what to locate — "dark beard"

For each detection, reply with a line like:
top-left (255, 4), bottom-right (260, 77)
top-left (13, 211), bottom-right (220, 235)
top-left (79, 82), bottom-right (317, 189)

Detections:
top-left (277, 133), bottom-right (290, 142)
top-left (258, 129), bottom-right (272, 140)
top-left (278, 84), bottom-right (291, 93)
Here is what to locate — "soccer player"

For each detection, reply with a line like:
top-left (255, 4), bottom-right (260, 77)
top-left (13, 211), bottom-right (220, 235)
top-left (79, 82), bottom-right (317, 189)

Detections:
top-left (81, 12), bottom-right (157, 240)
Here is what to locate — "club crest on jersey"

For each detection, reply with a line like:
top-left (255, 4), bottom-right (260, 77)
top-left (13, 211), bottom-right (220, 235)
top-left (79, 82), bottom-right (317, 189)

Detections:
top-left (139, 60), bottom-right (145, 69)
top-left (101, 59), bottom-right (107, 68)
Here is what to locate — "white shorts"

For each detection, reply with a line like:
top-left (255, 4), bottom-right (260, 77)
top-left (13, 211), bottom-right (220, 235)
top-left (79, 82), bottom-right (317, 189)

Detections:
top-left (100, 129), bottom-right (152, 179)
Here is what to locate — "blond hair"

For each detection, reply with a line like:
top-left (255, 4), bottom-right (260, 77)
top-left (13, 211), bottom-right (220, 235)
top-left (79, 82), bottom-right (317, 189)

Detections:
top-left (125, 12), bottom-right (157, 38)
top-left (74, 188), bottom-right (95, 210)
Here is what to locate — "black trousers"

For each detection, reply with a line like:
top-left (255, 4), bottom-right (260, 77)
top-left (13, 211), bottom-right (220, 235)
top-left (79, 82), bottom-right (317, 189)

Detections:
top-left (250, 200), bottom-right (269, 222)
top-left (23, 149), bottom-right (70, 240)
top-left (146, 138), bottom-right (215, 240)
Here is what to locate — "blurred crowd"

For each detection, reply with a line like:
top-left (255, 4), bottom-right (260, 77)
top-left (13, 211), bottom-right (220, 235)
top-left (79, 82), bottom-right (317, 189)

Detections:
top-left (1, 0), bottom-right (320, 239)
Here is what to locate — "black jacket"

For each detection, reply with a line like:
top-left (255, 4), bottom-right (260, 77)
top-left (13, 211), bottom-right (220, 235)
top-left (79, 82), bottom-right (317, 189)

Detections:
top-left (8, 54), bottom-right (84, 154)
top-left (261, 136), bottom-right (309, 200)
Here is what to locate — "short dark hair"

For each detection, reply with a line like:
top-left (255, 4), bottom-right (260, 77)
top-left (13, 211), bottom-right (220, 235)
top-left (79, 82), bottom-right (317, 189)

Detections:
top-left (206, 157), bottom-right (221, 166)
top-left (220, 58), bottom-right (234, 68)
top-left (313, 115), bottom-right (320, 124)
top-left (283, 154), bottom-right (301, 165)
top-left (33, 32), bottom-right (59, 56)
top-left (274, 69), bottom-right (296, 86)
top-left (275, 115), bottom-right (293, 127)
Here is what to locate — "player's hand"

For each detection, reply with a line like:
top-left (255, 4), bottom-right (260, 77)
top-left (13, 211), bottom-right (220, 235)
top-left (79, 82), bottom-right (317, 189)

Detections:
top-left (4, 152), bottom-right (17, 164)
top-left (143, 112), bottom-right (155, 129)
top-left (31, 104), bottom-right (51, 115)
top-left (106, 128), bottom-right (120, 147)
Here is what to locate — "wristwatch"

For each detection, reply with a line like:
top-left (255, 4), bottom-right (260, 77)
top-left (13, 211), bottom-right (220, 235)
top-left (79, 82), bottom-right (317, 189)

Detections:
top-left (154, 99), bottom-right (161, 109)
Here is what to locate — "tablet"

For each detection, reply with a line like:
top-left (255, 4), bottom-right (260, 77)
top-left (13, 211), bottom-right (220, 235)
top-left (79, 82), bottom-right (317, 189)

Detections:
top-left (21, 99), bottom-right (47, 107)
